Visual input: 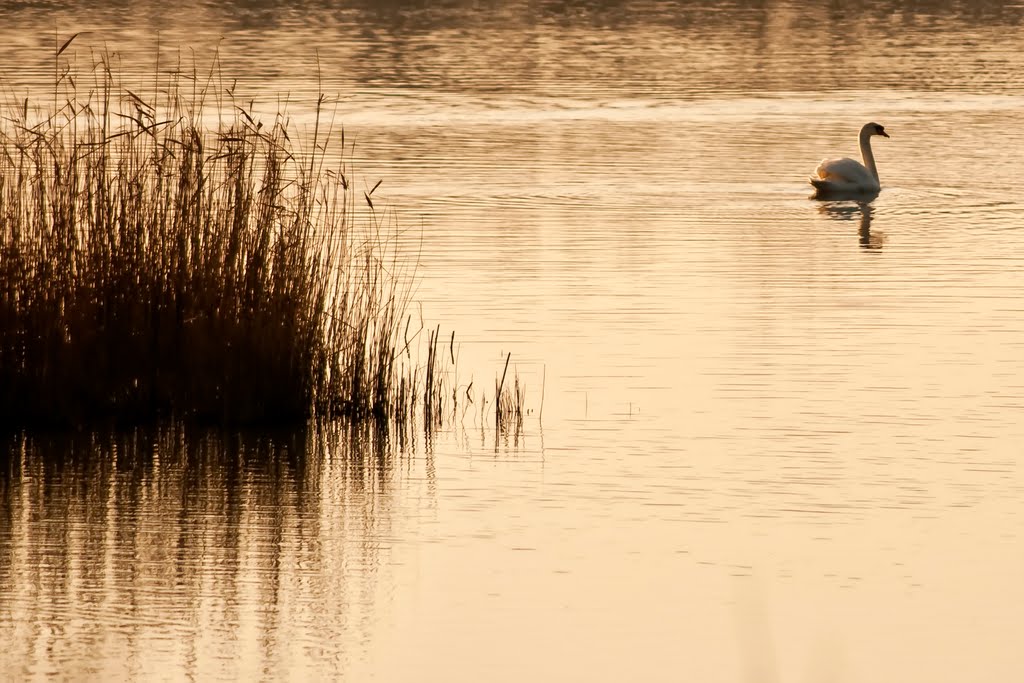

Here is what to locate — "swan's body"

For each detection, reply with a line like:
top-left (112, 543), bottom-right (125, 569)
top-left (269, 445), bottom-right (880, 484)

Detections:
top-left (809, 122), bottom-right (889, 196)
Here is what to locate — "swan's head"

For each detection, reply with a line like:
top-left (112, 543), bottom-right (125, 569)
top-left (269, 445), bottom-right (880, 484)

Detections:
top-left (864, 122), bottom-right (889, 138)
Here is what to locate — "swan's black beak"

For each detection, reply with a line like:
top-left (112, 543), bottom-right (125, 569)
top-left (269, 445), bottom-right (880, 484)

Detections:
top-left (880, 131), bottom-right (890, 138)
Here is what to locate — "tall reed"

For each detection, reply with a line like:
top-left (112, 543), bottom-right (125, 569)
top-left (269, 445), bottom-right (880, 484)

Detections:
top-left (494, 353), bottom-right (525, 435)
top-left (0, 50), bottom-right (422, 428)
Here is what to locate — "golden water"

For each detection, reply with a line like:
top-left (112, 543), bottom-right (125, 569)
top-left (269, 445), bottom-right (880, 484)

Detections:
top-left (2, 2), bottom-right (1023, 681)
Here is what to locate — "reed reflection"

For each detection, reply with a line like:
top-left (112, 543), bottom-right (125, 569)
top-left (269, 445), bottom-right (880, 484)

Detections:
top-left (0, 423), bottom-right (403, 682)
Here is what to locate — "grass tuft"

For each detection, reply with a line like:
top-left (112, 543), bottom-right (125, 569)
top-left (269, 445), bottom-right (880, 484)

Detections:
top-left (494, 353), bottom-right (525, 435)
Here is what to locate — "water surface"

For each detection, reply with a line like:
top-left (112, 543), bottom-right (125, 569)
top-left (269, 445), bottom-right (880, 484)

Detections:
top-left (2, 2), bottom-right (1023, 681)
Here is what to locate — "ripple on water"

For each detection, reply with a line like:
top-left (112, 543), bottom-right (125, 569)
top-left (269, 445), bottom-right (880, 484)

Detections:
top-left (3, 2), bottom-right (1024, 682)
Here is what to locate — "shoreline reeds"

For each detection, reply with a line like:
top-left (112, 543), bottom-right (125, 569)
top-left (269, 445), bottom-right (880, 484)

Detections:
top-left (0, 49), bottom-right (427, 430)
top-left (0, 45), bottom-right (533, 438)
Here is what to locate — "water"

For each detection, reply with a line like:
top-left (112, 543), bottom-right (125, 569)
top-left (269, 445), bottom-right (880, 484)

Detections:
top-left (3, 2), bottom-right (1024, 681)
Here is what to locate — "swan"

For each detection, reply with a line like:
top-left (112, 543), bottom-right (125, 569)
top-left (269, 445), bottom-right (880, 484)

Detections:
top-left (809, 122), bottom-right (889, 196)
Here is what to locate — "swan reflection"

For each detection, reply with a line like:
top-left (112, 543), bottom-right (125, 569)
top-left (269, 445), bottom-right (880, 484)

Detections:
top-left (817, 200), bottom-right (884, 250)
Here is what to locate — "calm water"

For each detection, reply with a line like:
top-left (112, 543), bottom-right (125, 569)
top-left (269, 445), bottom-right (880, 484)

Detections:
top-left (3, 1), bottom-right (1024, 681)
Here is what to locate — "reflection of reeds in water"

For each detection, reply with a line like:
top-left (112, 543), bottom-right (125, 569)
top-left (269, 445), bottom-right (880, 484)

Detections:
top-left (0, 423), bottom-right (405, 680)
top-left (0, 44), bottom-right (434, 428)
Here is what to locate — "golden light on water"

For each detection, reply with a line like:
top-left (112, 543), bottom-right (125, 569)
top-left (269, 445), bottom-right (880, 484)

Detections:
top-left (3, 2), bottom-right (1024, 681)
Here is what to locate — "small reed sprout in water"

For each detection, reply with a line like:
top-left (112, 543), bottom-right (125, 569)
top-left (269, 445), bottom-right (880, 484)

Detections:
top-left (0, 46), bottom-right (431, 429)
top-left (493, 352), bottom-right (525, 434)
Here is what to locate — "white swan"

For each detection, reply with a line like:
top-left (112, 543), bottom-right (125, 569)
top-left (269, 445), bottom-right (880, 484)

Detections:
top-left (809, 122), bottom-right (889, 196)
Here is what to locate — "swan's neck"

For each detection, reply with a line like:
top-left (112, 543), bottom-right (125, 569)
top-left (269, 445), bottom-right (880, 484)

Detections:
top-left (859, 131), bottom-right (879, 182)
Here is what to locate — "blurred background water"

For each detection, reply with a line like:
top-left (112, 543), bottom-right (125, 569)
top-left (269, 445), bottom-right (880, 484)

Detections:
top-left (2, 2), bottom-right (1023, 681)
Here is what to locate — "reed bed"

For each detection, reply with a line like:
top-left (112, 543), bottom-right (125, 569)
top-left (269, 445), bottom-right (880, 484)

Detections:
top-left (0, 49), bottom-right (431, 429)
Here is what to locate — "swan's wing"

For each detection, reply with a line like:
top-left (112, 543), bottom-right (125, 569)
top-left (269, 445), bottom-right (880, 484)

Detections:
top-left (813, 157), bottom-right (872, 184)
